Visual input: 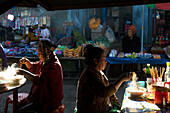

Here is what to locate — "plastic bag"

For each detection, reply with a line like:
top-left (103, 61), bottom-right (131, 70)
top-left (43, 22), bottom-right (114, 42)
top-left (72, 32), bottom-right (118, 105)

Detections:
top-left (105, 26), bottom-right (116, 43)
top-left (74, 14), bottom-right (81, 29)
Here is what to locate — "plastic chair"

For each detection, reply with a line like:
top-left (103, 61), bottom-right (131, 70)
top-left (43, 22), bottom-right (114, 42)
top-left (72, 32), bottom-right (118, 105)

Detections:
top-left (4, 93), bottom-right (29, 113)
top-left (52, 104), bottom-right (65, 113)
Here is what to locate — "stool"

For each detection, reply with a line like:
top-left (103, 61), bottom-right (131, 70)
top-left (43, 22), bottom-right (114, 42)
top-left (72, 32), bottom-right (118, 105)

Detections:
top-left (4, 93), bottom-right (29, 113)
top-left (52, 104), bottom-right (65, 113)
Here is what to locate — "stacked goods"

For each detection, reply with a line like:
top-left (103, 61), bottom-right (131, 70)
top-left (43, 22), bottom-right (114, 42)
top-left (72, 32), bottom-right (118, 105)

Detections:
top-left (117, 52), bottom-right (124, 58)
top-left (65, 48), bottom-right (74, 57)
top-left (152, 54), bottom-right (161, 59)
top-left (63, 48), bottom-right (69, 57)
top-left (63, 46), bottom-right (82, 57)
top-left (89, 18), bottom-right (101, 29)
top-left (73, 46), bottom-right (82, 57)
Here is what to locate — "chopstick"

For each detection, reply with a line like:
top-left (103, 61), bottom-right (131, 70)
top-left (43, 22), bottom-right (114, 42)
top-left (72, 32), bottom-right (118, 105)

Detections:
top-left (160, 67), bottom-right (161, 78)
top-left (155, 67), bottom-right (159, 78)
top-left (160, 67), bottom-right (165, 78)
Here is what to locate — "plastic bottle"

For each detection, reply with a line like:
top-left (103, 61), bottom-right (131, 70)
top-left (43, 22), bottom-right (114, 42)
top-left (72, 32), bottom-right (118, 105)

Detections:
top-left (155, 36), bottom-right (159, 45)
top-left (159, 35), bottom-right (162, 45)
top-left (146, 64), bottom-right (152, 84)
top-left (162, 35), bottom-right (165, 45)
top-left (166, 34), bottom-right (169, 46)
top-left (165, 62), bottom-right (170, 82)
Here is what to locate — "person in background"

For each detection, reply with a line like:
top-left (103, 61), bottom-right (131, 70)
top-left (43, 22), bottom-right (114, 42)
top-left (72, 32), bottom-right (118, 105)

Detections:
top-left (122, 24), bottom-right (141, 53)
top-left (121, 25), bottom-right (141, 73)
top-left (165, 45), bottom-right (170, 60)
top-left (76, 44), bottom-right (132, 113)
top-left (0, 43), bottom-right (7, 70)
top-left (17, 39), bottom-right (64, 113)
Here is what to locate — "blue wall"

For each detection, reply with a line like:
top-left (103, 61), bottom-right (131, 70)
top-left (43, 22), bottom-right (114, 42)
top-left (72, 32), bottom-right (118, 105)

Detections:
top-left (133, 5), bottom-right (153, 45)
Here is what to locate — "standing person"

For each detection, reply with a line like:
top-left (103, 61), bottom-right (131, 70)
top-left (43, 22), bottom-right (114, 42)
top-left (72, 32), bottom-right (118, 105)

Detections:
top-left (122, 24), bottom-right (141, 53)
top-left (76, 44), bottom-right (132, 113)
top-left (17, 39), bottom-right (64, 113)
top-left (122, 25), bottom-right (141, 73)
top-left (0, 43), bottom-right (7, 70)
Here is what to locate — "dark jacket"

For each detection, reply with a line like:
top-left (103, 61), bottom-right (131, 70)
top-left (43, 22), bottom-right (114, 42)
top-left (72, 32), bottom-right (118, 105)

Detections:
top-left (76, 66), bottom-right (119, 113)
top-left (122, 35), bottom-right (141, 53)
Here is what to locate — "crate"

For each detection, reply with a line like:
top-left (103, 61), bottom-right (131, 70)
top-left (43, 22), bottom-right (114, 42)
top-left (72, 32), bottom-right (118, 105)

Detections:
top-left (91, 27), bottom-right (103, 41)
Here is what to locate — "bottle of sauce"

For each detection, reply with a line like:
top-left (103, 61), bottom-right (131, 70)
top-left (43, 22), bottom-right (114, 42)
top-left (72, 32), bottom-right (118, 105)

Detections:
top-left (146, 64), bottom-right (152, 85)
top-left (165, 62), bottom-right (170, 82)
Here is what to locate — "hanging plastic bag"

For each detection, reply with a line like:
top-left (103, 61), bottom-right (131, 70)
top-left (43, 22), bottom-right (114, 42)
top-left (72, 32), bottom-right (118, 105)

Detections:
top-left (74, 14), bottom-right (81, 29)
top-left (105, 26), bottom-right (116, 43)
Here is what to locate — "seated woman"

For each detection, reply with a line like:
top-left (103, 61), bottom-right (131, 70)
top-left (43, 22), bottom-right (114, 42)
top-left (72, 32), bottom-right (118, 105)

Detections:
top-left (17, 39), bottom-right (64, 113)
top-left (76, 44), bottom-right (132, 113)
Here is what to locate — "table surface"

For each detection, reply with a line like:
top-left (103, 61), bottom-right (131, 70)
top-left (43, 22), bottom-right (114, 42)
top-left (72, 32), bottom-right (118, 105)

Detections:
top-left (0, 77), bottom-right (26, 94)
top-left (106, 54), bottom-right (170, 64)
top-left (121, 88), bottom-right (161, 112)
top-left (0, 77), bottom-right (26, 113)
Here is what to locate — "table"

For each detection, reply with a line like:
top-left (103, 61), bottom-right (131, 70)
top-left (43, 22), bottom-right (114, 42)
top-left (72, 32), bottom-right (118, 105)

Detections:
top-left (106, 54), bottom-right (170, 64)
top-left (0, 78), bottom-right (27, 113)
top-left (106, 54), bottom-right (170, 79)
top-left (121, 88), bottom-right (161, 112)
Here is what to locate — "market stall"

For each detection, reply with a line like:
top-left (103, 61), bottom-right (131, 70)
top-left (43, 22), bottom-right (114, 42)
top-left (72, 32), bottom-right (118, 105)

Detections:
top-left (106, 50), bottom-right (170, 79)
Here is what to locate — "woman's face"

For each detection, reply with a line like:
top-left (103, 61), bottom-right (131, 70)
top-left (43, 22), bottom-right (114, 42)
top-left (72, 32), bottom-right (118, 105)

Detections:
top-left (95, 53), bottom-right (107, 71)
top-left (37, 47), bottom-right (44, 62)
top-left (127, 29), bottom-right (133, 37)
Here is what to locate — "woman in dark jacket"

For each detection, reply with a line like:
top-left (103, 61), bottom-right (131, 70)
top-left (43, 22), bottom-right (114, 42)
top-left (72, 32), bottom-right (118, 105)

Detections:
top-left (76, 44), bottom-right (132, 113)
top-left (122, 24), bottom-right (141, 53)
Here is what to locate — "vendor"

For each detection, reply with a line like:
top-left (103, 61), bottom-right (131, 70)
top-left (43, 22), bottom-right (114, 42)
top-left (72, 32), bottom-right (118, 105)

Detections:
top-left (76, 44), bottom-right (132, 113)
top-left (122, 24), bottom-right (141, 53)
top-left (0, 43), bottom-right (7, 70)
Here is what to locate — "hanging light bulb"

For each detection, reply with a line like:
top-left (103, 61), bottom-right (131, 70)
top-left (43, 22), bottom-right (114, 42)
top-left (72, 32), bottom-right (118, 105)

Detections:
top-left (7, 14), bottom-right (14, 21)
top-left (156, 11), bottom-right (160, 19)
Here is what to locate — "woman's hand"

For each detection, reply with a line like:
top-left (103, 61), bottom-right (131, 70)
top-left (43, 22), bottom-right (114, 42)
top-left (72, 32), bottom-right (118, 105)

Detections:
top-left (120, 72), bottom-right (133, 82)
top-left (114, 72), bottom-right (133, 91)
top-left (19, 58), bottom-right (32, 69)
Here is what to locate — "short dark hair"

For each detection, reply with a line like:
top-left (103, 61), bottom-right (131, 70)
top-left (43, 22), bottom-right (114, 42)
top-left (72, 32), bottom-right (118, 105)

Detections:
top-left (84, 44), bottom-right (104, 66)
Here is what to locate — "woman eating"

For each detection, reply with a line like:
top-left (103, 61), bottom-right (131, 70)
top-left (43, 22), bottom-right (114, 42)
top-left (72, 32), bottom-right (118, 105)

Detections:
top-left (17, 39), bottom-right (64, 113)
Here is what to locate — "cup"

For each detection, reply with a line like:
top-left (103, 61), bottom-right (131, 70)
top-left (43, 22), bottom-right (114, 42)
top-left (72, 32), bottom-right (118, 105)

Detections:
top-left (164, 82), bottom-right (170, 88)
top-left (146, 82), bottom-right (154, 92)
top-left (152, 77), bottom-right (162, 84)
top-left (137, 81), bottom-right (145, 88)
